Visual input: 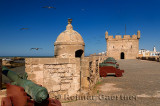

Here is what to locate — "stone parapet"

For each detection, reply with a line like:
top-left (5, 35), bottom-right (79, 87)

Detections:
top-left (25, 55), bottom-right (107, 100)
top-left (106, 31), bottom-right (140, 41)
top-left (108, 35), bottom-right (139, 40)
top-left (25, 58), bottom-right (81, 98)
top-left (80, 55), bottom-right (107, 92)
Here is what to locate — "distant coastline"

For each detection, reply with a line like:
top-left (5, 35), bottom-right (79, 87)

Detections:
top-left (0, 56), bottom-right (54, 58)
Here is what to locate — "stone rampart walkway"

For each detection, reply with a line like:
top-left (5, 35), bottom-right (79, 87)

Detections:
top-left (62, 59), bottom-right (160, 106)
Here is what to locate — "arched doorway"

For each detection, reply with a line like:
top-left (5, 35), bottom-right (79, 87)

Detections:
top-left (120, 52), bottom-right (125, 59)
top-left (75, 49), bottom-right (83, 58)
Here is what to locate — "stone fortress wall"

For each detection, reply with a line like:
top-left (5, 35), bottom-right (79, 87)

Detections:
top-left (25, 58), bottom-right (81, 97)
top-left (105, 31), bottom-right (140, 60)
top-left (25, 54), bottom-right (107, 98)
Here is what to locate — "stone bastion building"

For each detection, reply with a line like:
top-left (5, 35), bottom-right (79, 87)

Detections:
top-left (54, 20), bottom-right (85, 58)
top-left (105, 30), bottom-right (140, 59)
top-left (25, 19), bottom-right (107, 99)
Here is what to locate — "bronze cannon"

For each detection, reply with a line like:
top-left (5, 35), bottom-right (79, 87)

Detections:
top-left (2, 66), bottom-right (49, 103)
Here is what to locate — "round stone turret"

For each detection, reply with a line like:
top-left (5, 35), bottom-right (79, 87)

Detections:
top-left (137, 30), bottom-right (140, 39)
top-left (54, 19), bottom-right (85, 58)
top-left (105, 31), bottom-right (108, 39)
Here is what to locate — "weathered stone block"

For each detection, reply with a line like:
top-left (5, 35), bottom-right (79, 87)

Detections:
top-left (30, 58), bottom-right (39, 64)
top-left (52, 85), bottom-right (61, 92)
top-left (33, 71), bottom-right (44, 85)
top-left (69, 58), bottom-right (80, 63)
top-left (39, 58), bottom-right (57, 64)
top-left (56, 58), bottom-right (69, 64)
top-left (25, 66), bottom-right (32, 72)
top-left (25, 58), bottom-right (31, 65)
top-left (81, 77), bottom-right (90, 88)
top-left (43, 78), bottom-right (60, 92)
top-left (61, 83), bottom-right (70, 90)
top-left (61, 79), bottom-right (72, 83)
top-left (33, 66), bottom-right (42, 71)
top-left (62, 76), bottom-right (73, 80)
top-left (70, 82), bottom-right (80, 89)
top-left (27, 74), bottom-right (36, 80)
top-left (64, 72), bottom-right (72, 76)
top-left (81, 67), bottom-right (89, 77)
top-left (72, 76), bottom-right (80, 83)
top-left (44, 68), bottom-right (59, 77)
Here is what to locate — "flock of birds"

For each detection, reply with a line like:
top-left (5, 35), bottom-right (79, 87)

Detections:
top-left (21, 0), bottom-right (56, 51)
top-left (20, 0), bottom-right (86, 51)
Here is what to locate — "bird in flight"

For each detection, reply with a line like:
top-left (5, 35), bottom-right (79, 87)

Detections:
top-left (42, 0), bottom-right (56, 9)
top-left (42, 6), bottom-right (56, 9)
top-left (30, 48), bottom-right (43, 50)
top-left (20, 28), bottom-right (29, 30)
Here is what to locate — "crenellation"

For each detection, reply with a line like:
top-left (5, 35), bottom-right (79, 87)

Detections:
top-left (106, 31), bottom-right (140, 41)
top-left (105, 31), bottom-right (108, 39)
top-left (115, 35), bottom-right (122, 39)
top-left (137, 30), bottom-right (140, 39)
top-left (108, 35), bottom-right (114, 39)
top-left (132, 34), bottom-right (137, 39)
top-left (123, 35), bottom-right (131, 39)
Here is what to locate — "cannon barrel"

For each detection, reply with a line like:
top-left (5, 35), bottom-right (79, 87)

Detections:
top-left (99, 57), bottom-right (119, 68)
top-left (2, 66), bottom-right (49, 103)
top-left (99, 63), bottom-right (118, 68)
top-left (103, 57), bottom-right (117, 64)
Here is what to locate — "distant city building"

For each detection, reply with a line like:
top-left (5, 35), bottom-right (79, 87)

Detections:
top-left (139, 46), bottom-right (160, 57)
top-left (98, 51), bottom-right (107, 55)
top-left (139, 49), bottom-right (150, 57)
top-left (153, 46), bottom-right (156, 52)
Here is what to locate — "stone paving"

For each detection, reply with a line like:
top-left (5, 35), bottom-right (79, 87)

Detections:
top-left (62, 59), bottom-right (160, 106)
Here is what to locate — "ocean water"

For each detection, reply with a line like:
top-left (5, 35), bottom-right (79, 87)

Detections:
top-left (0, 56), bottom-right (54, 59)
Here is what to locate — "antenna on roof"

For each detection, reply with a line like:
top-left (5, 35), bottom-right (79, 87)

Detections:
top-left (125, 24), bottom-right (126, 35)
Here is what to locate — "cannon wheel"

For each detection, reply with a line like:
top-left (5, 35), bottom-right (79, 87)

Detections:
top-left (49, 99), bottom-right (62, 106)
top-left (1, 97), bottom-right (12, 106)
top-left (100, 72), bottom-right (107, 77)
top-left (6, 84), bottom-right (28, 106)
top-left (115, 72), bottom-right (122, 77)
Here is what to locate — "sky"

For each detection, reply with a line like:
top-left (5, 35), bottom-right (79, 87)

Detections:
top-left (0, 0), bottom-right (160, 56)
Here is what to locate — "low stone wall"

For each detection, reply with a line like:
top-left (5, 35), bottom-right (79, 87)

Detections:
top-left (25, 55), bottom-right (107, 99)
top-left (25, 58), bottom-right (81, 98)
top-left (137, 56), bottom-right (160, 62)
top-left (81, 55), bottom-right (107, 93)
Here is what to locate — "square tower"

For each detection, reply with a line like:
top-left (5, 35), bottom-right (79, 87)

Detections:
top-left (105, 31), bottom-right (140, 59)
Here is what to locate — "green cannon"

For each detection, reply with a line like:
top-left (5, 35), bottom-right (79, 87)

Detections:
top-left (2, 66), bottom-right (49, 103)
top-left (99, 57), bottom-right (124, 77)
top-left (99, 57), bottom-right (119, 68)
